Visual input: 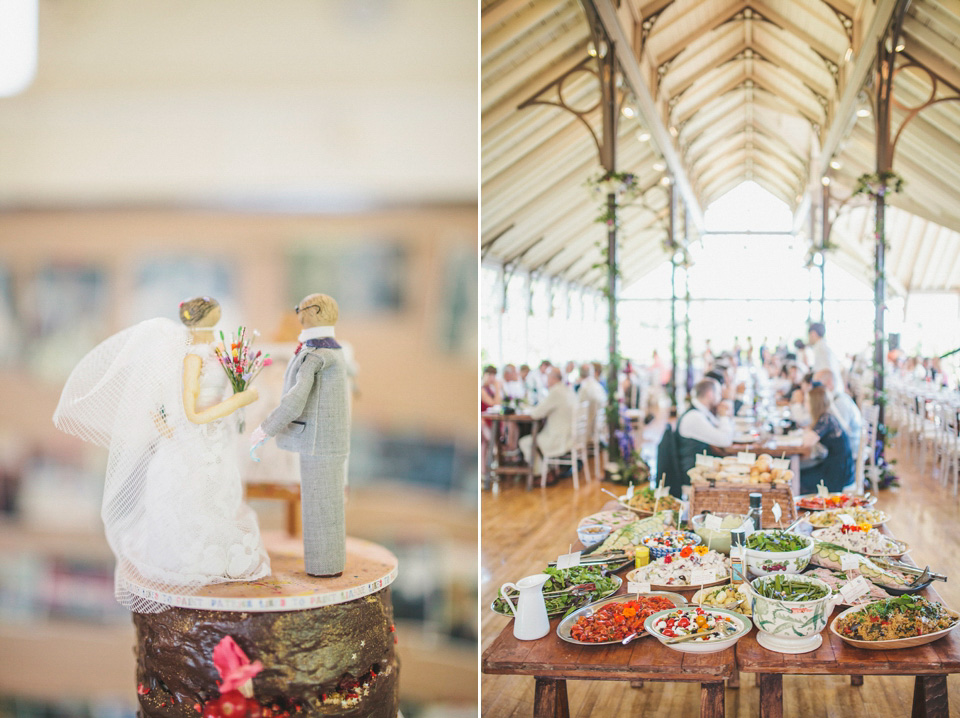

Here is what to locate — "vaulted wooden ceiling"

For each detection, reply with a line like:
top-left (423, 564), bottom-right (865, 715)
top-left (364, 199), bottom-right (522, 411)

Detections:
top-left (482, 0), bottom-right (960, 294)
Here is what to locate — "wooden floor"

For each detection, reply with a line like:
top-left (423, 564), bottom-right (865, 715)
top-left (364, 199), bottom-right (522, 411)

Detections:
top-left (480, 441), bottom-right (960, 717)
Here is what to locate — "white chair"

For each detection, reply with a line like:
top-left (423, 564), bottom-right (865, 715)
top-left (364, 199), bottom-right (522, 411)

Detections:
top-left (541, 401), bottom-right (589, 490)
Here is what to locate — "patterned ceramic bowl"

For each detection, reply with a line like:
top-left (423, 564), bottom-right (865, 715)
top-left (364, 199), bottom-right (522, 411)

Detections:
top-left (641, 530), bottom-right (702, 560)
top-left (746, 573), bottom-right (842, 654)
top-left (744, 530), bottom-right (813, 577)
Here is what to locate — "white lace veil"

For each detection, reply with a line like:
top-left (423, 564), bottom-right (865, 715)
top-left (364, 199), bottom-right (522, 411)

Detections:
top-left (53, 318), bottom-right (193, 612)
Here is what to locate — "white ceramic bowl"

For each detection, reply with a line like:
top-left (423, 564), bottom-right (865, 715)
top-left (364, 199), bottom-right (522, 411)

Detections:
top-left (746, 573), bottom-right (841, 654)
top-left (744, 530), bottom-right (813, 577)
top-left (644, 606), bottom-right (751, 654)
top-left (577, 523), bottom-right (612, 548)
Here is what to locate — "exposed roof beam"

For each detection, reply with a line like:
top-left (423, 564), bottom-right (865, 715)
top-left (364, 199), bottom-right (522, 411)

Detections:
top-left (816, 0), bottom-right (901, 178)
top-left (590, 0), bottom-right (705, 231)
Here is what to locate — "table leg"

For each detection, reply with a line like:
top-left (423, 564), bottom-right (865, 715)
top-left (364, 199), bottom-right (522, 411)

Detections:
top-left (911, 675), bottom-right (948, 718)
top-left (758, 673), bottom-right (783, 718)
top-left (700, 682), bottom-right (725, 718)
top-left (527, 421), bottom-right (539, 491)
top-left (850, 675), bottom-right (863, 686)
top-left (488, 418), bottom-right (502, 489)
top-left (533, 677), bottom-right (569, 718)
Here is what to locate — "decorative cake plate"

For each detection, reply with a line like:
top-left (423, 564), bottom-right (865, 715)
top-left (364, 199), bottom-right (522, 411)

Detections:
top-left (119, 532), bottom-right (398, 612)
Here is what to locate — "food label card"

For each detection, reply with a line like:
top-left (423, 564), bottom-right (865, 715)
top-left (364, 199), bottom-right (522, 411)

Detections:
top-left (654, 486), bottom-right (670, 499)
top-left (840, 553), bottom-right (860, 571)
top-left (817, 481), bottom-right (830, 498)
top-left (772, 502), bottom-right (782, 524)
top-left (839, 576), bottom-right (871, 603)
top-left (704, 514), bottom-right (724, 531)
top-left (690, 569), bottom-right (714, 585)
top-left (695, 453), bottom-right (715, 467)
top-left (770, 458), bottom-right (791, 470)
top-left (556, 551), bottom-right (581, 570)
top-left (626, 483), bottom-right (634, 499)
top-left (837, 513), bottom-right (855, 525)
top-left (628, 581), bottom-right (651, 595)
top-left (737, 452), bottom-right (757, 464)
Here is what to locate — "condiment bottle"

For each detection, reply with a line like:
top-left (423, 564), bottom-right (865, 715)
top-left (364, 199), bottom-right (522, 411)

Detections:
top-left (748, 492), bottom-right (763, 532)
top-left (730, 529), bottom-right (746, 585)
top-left (635, 545), bottom-right (650, 568)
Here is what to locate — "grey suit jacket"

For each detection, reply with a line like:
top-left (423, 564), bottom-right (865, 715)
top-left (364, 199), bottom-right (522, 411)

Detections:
top-left (261, 347), bottom-right (350, 458)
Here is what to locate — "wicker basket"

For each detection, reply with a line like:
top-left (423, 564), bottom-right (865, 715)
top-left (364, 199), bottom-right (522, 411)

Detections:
top-left (688, 483), bottom-right (797, 528)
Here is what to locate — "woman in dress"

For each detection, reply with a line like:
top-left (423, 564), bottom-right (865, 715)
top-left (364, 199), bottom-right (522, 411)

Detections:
top-left (54, 297), bottom-right (270, 611)
top-left (798, 385), bottom-right (854, 494)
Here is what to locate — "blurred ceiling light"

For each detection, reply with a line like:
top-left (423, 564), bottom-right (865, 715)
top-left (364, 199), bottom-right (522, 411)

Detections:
top-left (857, 107), bottom-right (871, 117)
top-left (652, 161), bottom-right (666, 171)
top-left (895, 40), bottom-right (906, 52)
top-left (844, 48), bottom-right (853, 62)
top-left (669, 125), bottom-right (679, 137)
top-left (830, 160), bottom-right (842, 170)
top-left (660, 175), bottom-right (672, 186)
top-left (821, 176), bottom-right (831, 186)
top-left (637, 130), bottom-right (651, 142)
top-left (587, 40), bottom-right (608, 58)
top-left (0, 0), bottom-right (38, 98)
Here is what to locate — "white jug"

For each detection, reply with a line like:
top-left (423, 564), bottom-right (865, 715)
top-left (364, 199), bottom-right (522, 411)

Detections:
top-left (499, 573), bottom-right (551, 641)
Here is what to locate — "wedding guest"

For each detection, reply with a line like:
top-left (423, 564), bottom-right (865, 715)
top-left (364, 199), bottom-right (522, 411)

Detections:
top-left (809, 322), bottom-right (843, 390)
top-left (593, 361), bottom-right (607, 391)
top-left (502, 364), bottom-right (526, 401)
top-left (520, 364), bottom-right (539, 403)
top-left (564, 360), bottom-right (577, 387)
top-left (676, 378), bottom-right (735, 478)
top-left (814, 369), bottom-right (862, 460)
top-left (577, 363), bottom-right (606, 438)
top-left (519, 367), bottom-right (576, 474)
top-left (799, 386), bottom-right (854, 493)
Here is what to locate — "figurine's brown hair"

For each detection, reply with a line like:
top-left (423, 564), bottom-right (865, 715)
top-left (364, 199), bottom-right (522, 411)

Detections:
top-left (298, 293), bottom-right (338, 325)
top-left (178, 296), bottom-right (220, 327)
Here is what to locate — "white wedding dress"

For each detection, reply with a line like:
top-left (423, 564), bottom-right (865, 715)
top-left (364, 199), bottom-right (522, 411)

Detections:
top-left (53, 319), bottom-right (270, 612)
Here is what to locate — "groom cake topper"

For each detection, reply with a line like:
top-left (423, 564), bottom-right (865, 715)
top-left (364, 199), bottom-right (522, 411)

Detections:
top-left (251, 293), bottom-right (350, 578)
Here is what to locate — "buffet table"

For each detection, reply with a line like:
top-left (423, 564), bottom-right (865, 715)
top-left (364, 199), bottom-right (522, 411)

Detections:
top-left (481, 595), bottom-right (733, 718)
top-left (483, 411), bottom-right (539, 491)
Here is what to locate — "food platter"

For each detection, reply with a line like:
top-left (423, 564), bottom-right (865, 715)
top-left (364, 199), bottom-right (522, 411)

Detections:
top-left (810, 530), bottom-right (908, 559)
top-left (577, 509), bottom-right (638, 531)
top-left (805, 508), bottom-right (889, 528)
top-left (795, 493), bottom-right (878, 511)
top-left (626, 567), bottom-right (730, 592)
top-left (829, 601), bottom-right (960, 650)
top-left (556, 592), bottom-right (688, 645)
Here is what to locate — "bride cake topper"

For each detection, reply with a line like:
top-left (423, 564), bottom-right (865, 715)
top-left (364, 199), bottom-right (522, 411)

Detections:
top-left (251, 293), bottom-right (350, 578)
top-left (53, 296), bottom-right (271, 612)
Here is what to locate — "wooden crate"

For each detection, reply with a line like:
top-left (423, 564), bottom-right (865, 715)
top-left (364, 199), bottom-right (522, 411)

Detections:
top-left (688, 483), bottom-right (797, 527)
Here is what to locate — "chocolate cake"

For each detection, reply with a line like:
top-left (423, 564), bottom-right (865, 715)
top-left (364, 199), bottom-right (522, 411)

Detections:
top-left (133, 586), bottom-right (399, 718)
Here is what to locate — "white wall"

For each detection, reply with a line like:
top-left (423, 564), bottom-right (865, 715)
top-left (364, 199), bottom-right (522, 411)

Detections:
top-left (0, 0), bottom-right (477, 206)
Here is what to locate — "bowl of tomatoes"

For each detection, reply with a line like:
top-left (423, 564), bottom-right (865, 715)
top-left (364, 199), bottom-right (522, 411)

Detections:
top-left (557, 593), bottom-right (687, 645)
top-left (645, 606), bottom-right (752, 653)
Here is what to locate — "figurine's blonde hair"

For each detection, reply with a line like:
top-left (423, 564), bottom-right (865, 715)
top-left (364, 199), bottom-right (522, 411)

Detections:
top-left (178, 296), bottom-right (220, 327)
top-left (298, 293), bottom-right (338, 325)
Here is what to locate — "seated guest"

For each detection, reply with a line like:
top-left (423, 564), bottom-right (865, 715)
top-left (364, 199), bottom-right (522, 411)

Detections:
top-left (676, 378), bottom-right (735, 478)
top-left (577, 363), bottom-right (607, 439)
top-left (814, 369), bottom-right (862, 461)
top-left (592, 361), bottom-right (606, 391)
top-left (481, 365), bottom-right (502, 412)
top-left (502, 364), bottom-right (526, 402)
top-left (799, 386), bottom-right (854, 493)
top-left (519, 367), bottom-right (576, 473)
top-left (789, 371), bottom-right (814, 426)
top-left (520, 363), bottom-right (538, 403)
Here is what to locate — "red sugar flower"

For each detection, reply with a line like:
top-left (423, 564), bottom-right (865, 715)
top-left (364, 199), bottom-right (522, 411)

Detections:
top-left (214, 636), bottom-right (264, 698)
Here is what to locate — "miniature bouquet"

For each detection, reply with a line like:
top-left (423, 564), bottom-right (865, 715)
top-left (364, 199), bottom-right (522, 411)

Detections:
top-left (214, 327), bottom-right (272, 393)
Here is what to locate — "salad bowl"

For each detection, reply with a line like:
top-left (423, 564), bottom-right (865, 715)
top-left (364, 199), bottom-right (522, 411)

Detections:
top-left (644, 606), bottom-right (752, 654)
top-left (746, 573), bottom-right (842, 654)
top-left (744, 530), bottom-right (813, 577)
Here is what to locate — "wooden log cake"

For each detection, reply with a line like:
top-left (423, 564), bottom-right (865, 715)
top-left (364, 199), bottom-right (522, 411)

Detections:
top-left (126, 535), bottom-right (400, 718)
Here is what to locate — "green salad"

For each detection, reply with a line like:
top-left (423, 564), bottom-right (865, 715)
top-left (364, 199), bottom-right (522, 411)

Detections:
top-left (753, 574), bottom-right (829, 602)
top-left (746, 531), bottom-right (809, 552)
top-left (493, 566), bottom-right (620, 618)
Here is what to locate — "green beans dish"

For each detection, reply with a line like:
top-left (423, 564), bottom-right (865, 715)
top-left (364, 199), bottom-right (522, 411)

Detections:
top-left (745, 531), bottom-right (809, 553)
top-left (753, 574), bottom-right (830, 602)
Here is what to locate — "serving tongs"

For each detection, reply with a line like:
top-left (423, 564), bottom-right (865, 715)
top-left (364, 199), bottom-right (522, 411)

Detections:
top-left (871, 557), bottom-right (946, 584)
top-left (548, 550), bottom-right (631, 567)
top-left (499, 582), bottom-right (598, 600)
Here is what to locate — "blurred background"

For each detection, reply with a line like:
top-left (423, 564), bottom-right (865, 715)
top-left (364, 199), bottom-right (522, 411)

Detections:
top-left (0, 2), bottom-right (477, 717)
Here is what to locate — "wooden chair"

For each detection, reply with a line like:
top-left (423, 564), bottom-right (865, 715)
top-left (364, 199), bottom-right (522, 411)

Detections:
top-left (541, 401), bottom-right (589, 490)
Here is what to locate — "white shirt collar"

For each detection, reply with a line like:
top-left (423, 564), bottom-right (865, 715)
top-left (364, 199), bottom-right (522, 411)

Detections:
top-left (298, 326), bottom-right (336, 342)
